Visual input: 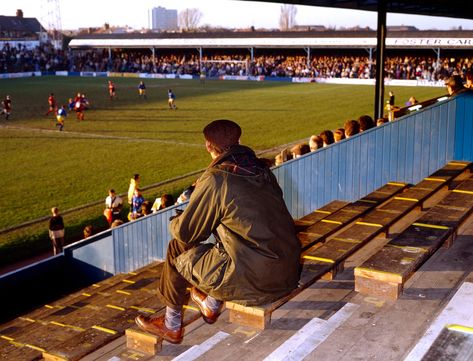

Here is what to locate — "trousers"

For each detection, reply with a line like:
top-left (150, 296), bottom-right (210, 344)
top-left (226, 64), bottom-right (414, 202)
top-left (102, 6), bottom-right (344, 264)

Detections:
top-left (157, 238), bottom-right (192, 310)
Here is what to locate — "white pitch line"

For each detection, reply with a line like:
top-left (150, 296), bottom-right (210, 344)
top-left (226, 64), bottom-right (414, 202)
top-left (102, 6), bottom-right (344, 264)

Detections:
top-left (172, 331), bottom-right (230, 361)
top-left (263, 302), bottom-right (359, 361)
top-left (404, 282), bottom-right (473, 361)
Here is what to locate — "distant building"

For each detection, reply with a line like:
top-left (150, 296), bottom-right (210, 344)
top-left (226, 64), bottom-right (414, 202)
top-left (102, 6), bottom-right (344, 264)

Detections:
top-left (387, 25), bottom-right (419, 32)
top-left (151, 7), bottom-right (177, 31)
top-left (0, 9), bottom-right (47, 49)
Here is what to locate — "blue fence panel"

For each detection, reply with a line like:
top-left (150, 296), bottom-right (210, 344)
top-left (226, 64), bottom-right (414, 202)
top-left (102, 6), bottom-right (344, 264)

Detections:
top-left (57, 93), bottom-right (473, 275)
top-left (273, 95), bottom-right (469, 216)
top-left (454, 94), bottom-right (473, 160)
top-left (111, 204), bottom-right (185, 274)
top-left (67, 232), bottom-right (115, 274)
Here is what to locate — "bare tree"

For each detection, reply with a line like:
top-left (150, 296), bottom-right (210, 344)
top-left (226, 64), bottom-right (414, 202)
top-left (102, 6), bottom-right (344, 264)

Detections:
top-left (279, 4), bottom-right (297, 31)
top-left (179, 8), bottom-right (203, 31)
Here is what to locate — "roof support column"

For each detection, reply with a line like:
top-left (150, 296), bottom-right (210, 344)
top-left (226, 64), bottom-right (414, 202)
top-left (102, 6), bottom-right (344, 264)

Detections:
top-left (365, 47), bottom-right (373, 78)
top-left (433, 47), bottom-right (441, 72)
top-left (249, 47), bottom-right (254, 62)
top-left (374, 0), bottom-right (387, 120)
top-left (198, 47), bottom-right (203, 73)
top-left (304, 47), bottom-right (311, 72)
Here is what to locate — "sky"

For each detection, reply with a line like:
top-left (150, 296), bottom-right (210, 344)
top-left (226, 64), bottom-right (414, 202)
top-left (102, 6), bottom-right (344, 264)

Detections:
top-left (2, 0), bottom-right (473, 31)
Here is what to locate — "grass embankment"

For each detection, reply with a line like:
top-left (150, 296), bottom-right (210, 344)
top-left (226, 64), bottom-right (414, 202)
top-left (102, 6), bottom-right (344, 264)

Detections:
top-left (0, 76), bottom-right (445, 267)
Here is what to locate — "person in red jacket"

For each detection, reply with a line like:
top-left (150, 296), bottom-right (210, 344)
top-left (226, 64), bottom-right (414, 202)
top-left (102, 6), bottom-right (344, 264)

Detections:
top-left (108, 80), bottom-right (116, 100)
top-left (45, 93), bottom-right (56, 116)
top-left (74, 92), bottom-right (85, 121)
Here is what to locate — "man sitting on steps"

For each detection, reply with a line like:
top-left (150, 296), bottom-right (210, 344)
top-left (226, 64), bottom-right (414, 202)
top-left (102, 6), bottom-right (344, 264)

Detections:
top-left (136, 119), bottom-right (301, 343)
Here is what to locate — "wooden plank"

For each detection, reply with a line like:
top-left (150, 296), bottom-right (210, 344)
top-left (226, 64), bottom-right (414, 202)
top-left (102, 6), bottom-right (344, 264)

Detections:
top-left (296, 200), bottom-right (348, 225)
top-left (226, 260), bottom-right (332, 330)
top-left (0, 336), bottom-right (43, 361)
top-left (304, 224), bottom-right (382, 265)
top-left (416, 206), bottom-right (473, 230)
top-left (358, 209), bottom-right (404, 227)
top-left (355, 225), bottom-right (453, 295)
top-left (430, 161), bottom-right (471, 179)
top-left (388, 224), bottom-right (452, 250)
top-left (378, 198), bottom-right (418, 213)
top-left (4, 265), bottom-right (164, 360)
top-left (43, 298), bottom-right (162, 361)
top-left (359, 183), bottom-right (407, 204)
top-left (355, 275), bottom-right (403, 300)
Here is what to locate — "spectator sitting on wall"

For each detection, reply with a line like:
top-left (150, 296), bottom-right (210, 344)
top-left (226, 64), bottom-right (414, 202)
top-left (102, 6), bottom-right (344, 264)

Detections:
top-left (104, 189), bottom-right (123, 226)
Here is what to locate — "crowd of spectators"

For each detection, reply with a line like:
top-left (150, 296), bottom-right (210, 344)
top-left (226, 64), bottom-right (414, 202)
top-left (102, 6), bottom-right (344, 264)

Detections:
top-left (2, 42), bottom-right (472, 81)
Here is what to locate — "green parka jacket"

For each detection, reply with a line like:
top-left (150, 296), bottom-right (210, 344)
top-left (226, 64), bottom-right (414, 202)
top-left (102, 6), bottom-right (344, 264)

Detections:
top-left (173, 145), bottom-right (301, 306)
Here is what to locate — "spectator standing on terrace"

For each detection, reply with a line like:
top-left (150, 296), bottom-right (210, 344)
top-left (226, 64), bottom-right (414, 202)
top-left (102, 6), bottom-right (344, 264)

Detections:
top-left (55, 105), bottom-right (67, 131)
top-left (309, 135), bottom-right (323, 151)
top-left (0, 95), bottom-right (12, 120)
top-left (138, 81), bottom-right (147, 99)
top-left (291, 143), bottom-right (310, 159)
top-left (388, 91), bottom-right (395, 106)
top-left (377, 118), bottom-right (389, 126)
top-left (168, 89), bottom-right (177, 109)
top-left (445, 75), bottom-right (467, 96)
top-left (127, 174), bottom-right (140, 205)
top-left (320, 130), bottom-right (335, 147)
top-left (358, 115), bottom-right (375, 132)
top-left (130, 188), bottom-right (144, 220)
top-left (49, 207), bottom-right (65, 255)
top-left (344, 120), bottom-right (360, 138)
top-left (176, 183), bottom-right (196, 205)
top-left (334, 128), bottom-right (345, 142)
top-left (104, 189), bottom-right (123, 226)
top-left (46, 93), bottom-right (57, 116)
top-left (152, 194), bottom-right (175, 213)
top-left (465, 70), bottom-right (473, 89)
top-left (108, 80), bottom-right (116, 100)
top-left (135, 119), bottom-right (300, 344)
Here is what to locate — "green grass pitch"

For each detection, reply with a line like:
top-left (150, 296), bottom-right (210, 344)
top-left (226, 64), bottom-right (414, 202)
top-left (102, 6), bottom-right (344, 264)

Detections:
top-left (0, 76), bottom-right (444, 263)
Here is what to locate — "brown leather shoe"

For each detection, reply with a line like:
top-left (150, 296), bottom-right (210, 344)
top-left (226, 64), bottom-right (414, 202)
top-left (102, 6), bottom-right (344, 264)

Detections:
top-left (190, 287), bottom-right (222, 324)
top-left (135, 314), bottom-right (184, 344)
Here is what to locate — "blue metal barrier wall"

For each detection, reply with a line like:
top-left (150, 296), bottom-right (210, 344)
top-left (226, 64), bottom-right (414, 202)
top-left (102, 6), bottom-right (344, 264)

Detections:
top-left (9, 93), bottom-right (470, 278)
top-left (111, 204), bottom-right (185, 273)
top-left (273, 95), bottom-right (461, 218)
top-left (454, 93), bottom-right (473, 161)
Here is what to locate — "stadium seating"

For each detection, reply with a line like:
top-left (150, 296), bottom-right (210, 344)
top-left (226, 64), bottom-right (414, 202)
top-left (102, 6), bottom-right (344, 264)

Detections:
top-left (225, 161), bottom-right (470, 330)
top-left (0, 162), bottom-right (471, 358)
top-left (355, 171), bottom-right (473, 300)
